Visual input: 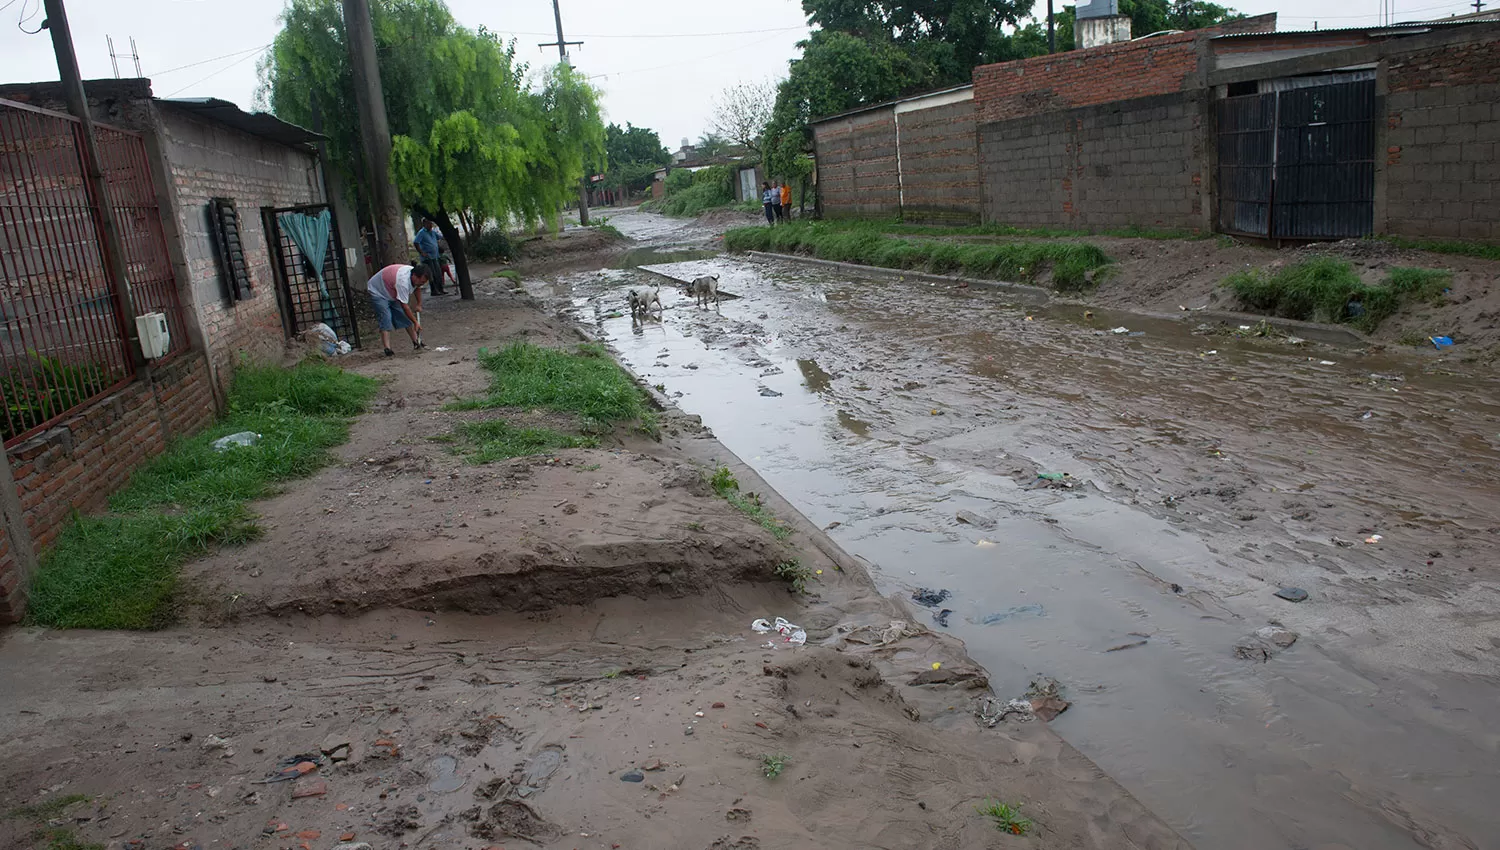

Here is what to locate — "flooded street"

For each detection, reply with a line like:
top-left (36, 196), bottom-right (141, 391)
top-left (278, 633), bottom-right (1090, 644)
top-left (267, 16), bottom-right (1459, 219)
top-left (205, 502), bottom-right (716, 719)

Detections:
top-left (542, 211), bottom-right (1500, 850)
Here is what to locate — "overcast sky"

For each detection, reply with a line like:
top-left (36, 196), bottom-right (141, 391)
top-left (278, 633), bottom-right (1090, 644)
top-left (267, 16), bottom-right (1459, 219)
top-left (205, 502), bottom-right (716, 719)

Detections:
top-left (0, 0), bottom-right (1486, 149)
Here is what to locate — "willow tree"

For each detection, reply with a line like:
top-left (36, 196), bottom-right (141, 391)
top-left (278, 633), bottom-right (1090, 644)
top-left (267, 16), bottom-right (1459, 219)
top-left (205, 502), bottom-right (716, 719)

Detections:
top-left (259, 0), bottom-right (605, 297)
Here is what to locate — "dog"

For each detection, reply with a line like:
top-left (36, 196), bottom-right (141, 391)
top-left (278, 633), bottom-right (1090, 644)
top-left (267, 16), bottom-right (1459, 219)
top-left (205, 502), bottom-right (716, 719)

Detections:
top-left (689, 274), bottom-right (720, 309)
top-left (627, 284), bottom-right (661, 318)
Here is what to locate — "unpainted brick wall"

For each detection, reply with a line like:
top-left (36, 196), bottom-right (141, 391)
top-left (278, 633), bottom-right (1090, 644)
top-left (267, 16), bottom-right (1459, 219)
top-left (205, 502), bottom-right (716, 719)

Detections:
top-left (0, 354), bottom-right (216, 622)
top-left (159, 106), bottom-right (323, 397)
top-left (978, 91), bottom-right (1206, 232)
top-left (974, 35), bottom-right (1202, 124)
top-left (814, 109), bottom-right (901, 218)
top-left (1382, 37), bottom-right (1500, 241)
top-left (897, 100), bottom-right (980, 224)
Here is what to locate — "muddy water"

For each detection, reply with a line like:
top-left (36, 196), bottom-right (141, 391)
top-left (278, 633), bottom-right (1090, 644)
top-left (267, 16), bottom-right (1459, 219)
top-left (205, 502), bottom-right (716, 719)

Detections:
top-left (541, 217), bottom-right (1500, 850)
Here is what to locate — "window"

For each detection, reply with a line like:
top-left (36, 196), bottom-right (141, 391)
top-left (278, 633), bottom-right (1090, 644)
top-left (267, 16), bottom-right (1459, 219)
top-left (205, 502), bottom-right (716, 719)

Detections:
top-left (209, 198), bottom-right (253, 301)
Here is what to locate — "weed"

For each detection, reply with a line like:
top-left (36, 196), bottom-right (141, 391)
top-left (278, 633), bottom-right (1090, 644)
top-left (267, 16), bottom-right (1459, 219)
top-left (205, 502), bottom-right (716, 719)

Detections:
top-left (1, 353), bottom-right (111, 443)
top-left (977, 800), bottom-right (1033, 835)
top-left (603, 668), bottom-right (621, 679)
top-left (653, 383), bottom-right (666, 393)
top-left (596, 223), bottom-right (626, 240)
top-left (1396, 330), bottom-right (1431, 347)
top-left (25, 363), bottom-right (378, 630)
top-left (707, 465), bottom-right (791, 540)
top-left (774, 558), bottom-right (814, 593)
top-left (685, 521), bottom-right (705, 532)
top-left (494, 269), bottom-right (522, 283)
top-left (455, 419), bottom-right (597, 463)
top-left (6, 794), bottom-right (90, 821)
top-left (1224, 259), bottom-right (1450, 333)
top-left (761, 753), bottom-right (787, 779)
top-left (469, 227), bottom-right (514, 262)
top-left (657, 181), bottom-right (734, 217)
top-left (1382, 235), bottom-right (1500, 262)
top-left (709, 465), bottom-right (740, 496)
top-left (581, 463), bottom-right (601, 471)
top-left (448, 343), bottom-right (655, 433)
top-left (723, 222), bottom-right (1111, 289)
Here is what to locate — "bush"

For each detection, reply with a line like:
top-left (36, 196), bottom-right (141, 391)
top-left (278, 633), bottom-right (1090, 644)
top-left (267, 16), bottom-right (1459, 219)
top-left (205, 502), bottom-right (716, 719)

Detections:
top-left (723, 222), bottom-right (1112, 289)
top-left (657, 181), bottom-right (734, 217)
top-left (1225, 259), bottom-right (1450, 332)
top-left (469, 227), bottom-right (514, 262)
top-left (664, 169), bottom-right (693, 193)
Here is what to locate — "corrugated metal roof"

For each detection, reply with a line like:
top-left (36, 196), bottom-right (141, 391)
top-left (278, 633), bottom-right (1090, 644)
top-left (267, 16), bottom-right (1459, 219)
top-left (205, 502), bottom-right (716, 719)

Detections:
top-left (1213, 18), bottom-right (1496, 38)
top-left (809, 83), bottom-right (973, 126)
top-left (156, 97), bottom-right (323, 148)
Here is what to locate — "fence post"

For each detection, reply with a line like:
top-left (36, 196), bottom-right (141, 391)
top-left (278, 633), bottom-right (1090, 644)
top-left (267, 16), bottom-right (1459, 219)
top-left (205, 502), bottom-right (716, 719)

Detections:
top-left (0, 448), bottom-right (38, 623)
top-left (42, 0), bottom-right (145, 372)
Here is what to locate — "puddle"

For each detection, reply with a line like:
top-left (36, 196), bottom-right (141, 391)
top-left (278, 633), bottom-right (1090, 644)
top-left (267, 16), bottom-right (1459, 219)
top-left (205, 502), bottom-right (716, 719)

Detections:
top-left (427, 754), bottom-right (465, 793)
top-left (613, 247), bottom-right (718, 269)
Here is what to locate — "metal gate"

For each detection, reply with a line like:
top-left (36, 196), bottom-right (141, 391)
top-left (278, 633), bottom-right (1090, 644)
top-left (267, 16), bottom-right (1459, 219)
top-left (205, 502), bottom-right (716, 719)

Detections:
top-left (262, 203), bottom-right (360, 348)
top-left (1216, 79), bottom-right (1375, 239)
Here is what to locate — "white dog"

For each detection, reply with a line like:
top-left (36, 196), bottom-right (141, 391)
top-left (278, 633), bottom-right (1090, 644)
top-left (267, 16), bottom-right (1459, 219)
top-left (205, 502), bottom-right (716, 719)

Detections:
top-left (627, 284), bottom-right (661, 318)
top-left (690, 274), bottom-right (720, 309)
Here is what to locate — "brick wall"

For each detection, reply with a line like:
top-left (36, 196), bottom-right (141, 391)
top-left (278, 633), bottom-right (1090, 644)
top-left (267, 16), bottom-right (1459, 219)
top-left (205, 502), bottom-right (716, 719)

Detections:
top-left (813, 109), bottom-right (901, 218)
top-left (978, 91), bottom-right (1207, 231)
top-left (974, 35), bottom-right (1202, 124)
top-left (1383, 37), bottom-right (1500, 240)
top-left (896, 99), bottom-right (980, 224)
top-left (158, 106), bottom-right (323, 396)
top-left (0, 353), bottom-right (216, 622)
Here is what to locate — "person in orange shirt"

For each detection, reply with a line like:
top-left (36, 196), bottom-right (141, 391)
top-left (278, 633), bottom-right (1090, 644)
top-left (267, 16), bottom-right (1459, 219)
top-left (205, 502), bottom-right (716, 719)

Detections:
top-left (780, 182), bottom-right (791, 219)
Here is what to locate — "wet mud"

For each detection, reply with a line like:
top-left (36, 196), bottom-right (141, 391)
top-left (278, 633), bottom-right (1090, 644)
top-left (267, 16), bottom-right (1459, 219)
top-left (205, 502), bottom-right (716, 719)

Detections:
top-left (545, 210), bottom-right (1500, 850)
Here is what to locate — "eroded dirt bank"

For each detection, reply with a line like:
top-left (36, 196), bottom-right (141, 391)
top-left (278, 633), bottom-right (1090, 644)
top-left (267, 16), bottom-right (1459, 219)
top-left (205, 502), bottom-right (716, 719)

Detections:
top-left (0, 256), bottom-right (1189, 850)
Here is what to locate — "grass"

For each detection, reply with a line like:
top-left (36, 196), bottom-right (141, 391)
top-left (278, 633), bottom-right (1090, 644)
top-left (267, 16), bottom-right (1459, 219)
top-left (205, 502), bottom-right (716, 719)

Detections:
top-left (1224, 259), bottom-right (1451, 333)
top-left (25, 362), bottom-right (378, 630)
top-left (977, 800), bottom-right (1033, 836)
top-left (6, 794), bottom-right (90, 821)
top-left (774, 558), bottom-right (814, 594)
top-left (657, 181), bottom-right (734, 217)
top-left (723, 221), bottom-right (1112, 290)
top-left (708, 465), bottom-right (791, 541)
top-left (448, 342), bottom-right (656, 435)
top-left (1382, 236), bottom-right (1500, 262)
top-left (760, 753), bottom-right (788, 779)
top-left (454, 419), bottom-right (597, 464)
top-left (494, 269), bottom-right (522, 283)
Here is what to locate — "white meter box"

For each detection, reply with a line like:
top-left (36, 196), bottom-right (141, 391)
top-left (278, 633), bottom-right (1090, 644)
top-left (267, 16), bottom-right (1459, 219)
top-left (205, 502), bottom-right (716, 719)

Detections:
top-left (136, 312), bottom-right (171, 359)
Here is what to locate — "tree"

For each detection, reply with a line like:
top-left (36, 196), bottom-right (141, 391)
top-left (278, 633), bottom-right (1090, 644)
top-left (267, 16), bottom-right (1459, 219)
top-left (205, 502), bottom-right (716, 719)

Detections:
top-left (605, 122), bottom-right (669, 168)
top-left (694, 132), bottom-right (730, 158)
top-left (708, 80), bottom-right (778, 157)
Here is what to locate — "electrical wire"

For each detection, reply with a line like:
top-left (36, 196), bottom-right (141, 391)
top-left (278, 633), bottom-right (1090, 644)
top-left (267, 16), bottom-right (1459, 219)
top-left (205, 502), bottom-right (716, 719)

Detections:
top-left (163, 49), bottom-right (263, 98)
top-left (1277, 1), bottom-right (1474, 19)
top-left (148, 43), bottom-right (273, 77)
top-left (493, 24), bottom-right (806, 40)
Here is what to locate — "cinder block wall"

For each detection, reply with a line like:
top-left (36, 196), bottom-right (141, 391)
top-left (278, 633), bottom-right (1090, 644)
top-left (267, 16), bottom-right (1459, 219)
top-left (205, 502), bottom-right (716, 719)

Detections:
top-left (979, 92), bottom-right (1207, 231)
top-left (897, 99), bottom-right (980, 224)
top-left (1383, 37), bottom-right (1500, 241)
top-left (813, 109), bottom-right (901, 218)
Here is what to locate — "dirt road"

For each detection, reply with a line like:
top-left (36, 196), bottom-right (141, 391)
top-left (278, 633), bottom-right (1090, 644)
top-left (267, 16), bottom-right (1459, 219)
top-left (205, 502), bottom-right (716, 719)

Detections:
top-left (551, 208), bottom-right (1500, 850)
top-left (0, 251), bottom-right (1189, 850)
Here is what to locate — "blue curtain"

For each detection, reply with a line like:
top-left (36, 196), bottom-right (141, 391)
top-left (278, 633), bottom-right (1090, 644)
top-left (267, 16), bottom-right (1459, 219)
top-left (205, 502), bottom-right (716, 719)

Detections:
top-left (277, 209), bottom-right (336, 330)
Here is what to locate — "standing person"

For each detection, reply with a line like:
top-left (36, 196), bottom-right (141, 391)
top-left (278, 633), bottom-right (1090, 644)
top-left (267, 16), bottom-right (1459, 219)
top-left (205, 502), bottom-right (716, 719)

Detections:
top-left (414, 218), bottom-right (445, 296)
top-left (780, 181), bottom-right (792, 221)
top-left (761, 181), bottom-right (776, 226)
top-left (437, 237), bottom-right (460, 291)
top-left (772, 181), bottom-right (785, 223)
top-left (367, 262), bottom-right (428, 356)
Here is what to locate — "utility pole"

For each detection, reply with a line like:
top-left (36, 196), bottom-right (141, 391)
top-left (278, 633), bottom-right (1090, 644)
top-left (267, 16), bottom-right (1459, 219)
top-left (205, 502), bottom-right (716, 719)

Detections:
top-left (540, 0), bottom-right (592, 225)
top-left (42, 0), bottom-right (144, 370)
top-left (1047, 0), bottom-right (1056, 53)
top-left (342, 0), bottom-right (406, 267)
top-left (1475, 1), bottom-right (1488, 15)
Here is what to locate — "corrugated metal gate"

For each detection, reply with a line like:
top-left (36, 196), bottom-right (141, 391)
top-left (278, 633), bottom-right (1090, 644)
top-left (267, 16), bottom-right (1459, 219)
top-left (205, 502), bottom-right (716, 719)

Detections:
top-left (1216, 79), bottom-right (1375, 239)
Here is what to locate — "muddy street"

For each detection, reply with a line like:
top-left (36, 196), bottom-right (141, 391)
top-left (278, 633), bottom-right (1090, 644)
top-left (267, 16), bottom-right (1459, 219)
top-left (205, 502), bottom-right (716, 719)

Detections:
top-left (554, 210), bottom-right (1500, 850)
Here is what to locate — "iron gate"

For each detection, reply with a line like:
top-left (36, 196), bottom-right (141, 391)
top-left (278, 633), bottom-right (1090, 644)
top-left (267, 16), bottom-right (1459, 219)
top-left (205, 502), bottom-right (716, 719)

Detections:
top-left (1216, 79), bottom-right (1375, 239)
top-left (262, 203), bottom-right (360, 348)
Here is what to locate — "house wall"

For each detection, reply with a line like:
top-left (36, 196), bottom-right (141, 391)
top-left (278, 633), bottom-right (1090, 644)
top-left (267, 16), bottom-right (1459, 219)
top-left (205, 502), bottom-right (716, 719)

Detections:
top-left (1382, 36), bottom-right (1500, 240)
top-left (813, 108), bottom-right (900, 218)
top-left (896, 98), bottom-right (980, 224)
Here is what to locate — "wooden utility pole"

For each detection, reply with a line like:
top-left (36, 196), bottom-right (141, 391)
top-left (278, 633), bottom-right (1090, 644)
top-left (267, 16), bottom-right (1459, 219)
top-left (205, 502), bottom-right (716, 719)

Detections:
top-left (42, 0), bottom-right (144, 370)
top-left (342, 0), bottom-right (406, 266)
top-left (541, 0), bottom-right (592, 225)
top-left (1047, 0), bottom-right (1056, 53)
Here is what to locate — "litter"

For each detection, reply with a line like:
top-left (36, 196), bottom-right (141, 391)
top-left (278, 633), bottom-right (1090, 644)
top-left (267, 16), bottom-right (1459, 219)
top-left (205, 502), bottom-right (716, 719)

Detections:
top-left (1111, 327), bottom-right (1130, 334)
top-left (911, 588), bottom-right (950, 607)
top-left (751, 617), bottom-right (806, 646)
top-left (956, 509), bottom-right (996, 529)
top-left (1430, 336), bottom-right (1454, 349)
top-left (434, 346), bottom-right (452, 352)
top-left (933, 608), bottom-right (953, 628)
top-left (1025, 677), bottom-right (1070, 721)
top-left (1319, 360), bottom-right (1337, 366)
top-left (212, 431), bottom-right (261, 451)
top-left (1203, 350), bottom-right (1218, 356)
top-left (1365, 534), bottom-right (1383, 544)
top-left (257, 753), bottom-right (324, 784)
top-left (833, 619), bottom-right (921, 649)
top-left (976, 604), bottom-right (1045, 625)
top-left (1036, 472), bottom-right (1070, 481)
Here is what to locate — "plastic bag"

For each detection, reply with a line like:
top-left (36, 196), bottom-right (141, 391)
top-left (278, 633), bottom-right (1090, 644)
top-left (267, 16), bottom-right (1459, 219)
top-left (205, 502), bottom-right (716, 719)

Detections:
top-left (751, 616), bottom-right (806, 646)
top-left (212, 431), bottom-right (260, 451)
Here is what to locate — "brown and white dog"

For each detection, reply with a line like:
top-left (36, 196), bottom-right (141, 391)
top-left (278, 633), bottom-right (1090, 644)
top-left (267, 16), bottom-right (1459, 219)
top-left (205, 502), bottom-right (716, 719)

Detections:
top-left (689, 274), bottom-right (720, 309)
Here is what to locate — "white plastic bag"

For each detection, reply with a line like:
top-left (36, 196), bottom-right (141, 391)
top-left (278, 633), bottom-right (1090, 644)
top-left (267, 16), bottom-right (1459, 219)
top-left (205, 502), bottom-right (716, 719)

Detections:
top-left (212, 431), bottom-right (260, 451)
top-left (751, 616), bottom-right (806, 646)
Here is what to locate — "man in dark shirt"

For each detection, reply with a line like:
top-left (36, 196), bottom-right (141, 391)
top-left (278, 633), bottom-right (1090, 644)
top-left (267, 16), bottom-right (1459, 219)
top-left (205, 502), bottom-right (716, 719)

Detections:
top-left (413, 219), bottom-right (445, 296)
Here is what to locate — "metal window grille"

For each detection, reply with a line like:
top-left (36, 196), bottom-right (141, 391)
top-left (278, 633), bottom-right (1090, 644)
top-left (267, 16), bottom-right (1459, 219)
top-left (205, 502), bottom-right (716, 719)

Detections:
top-left (209, 198), bottom-right (252, 301)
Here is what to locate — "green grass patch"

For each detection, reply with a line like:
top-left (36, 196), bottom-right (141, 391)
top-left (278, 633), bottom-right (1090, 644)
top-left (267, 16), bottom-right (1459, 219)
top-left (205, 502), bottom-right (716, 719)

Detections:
top-left (493, 269), bottom-right (522, 283)
top-left (977, 800), bottom-right (1032, 835)
top-left (25, 362), bottom-right (378, 630)
top-left (6, 794), bottom-right (90, 822)
top-left (448, 342), bottom-right (655, 435)
top-left (656, 181), bottom-right (734, 217)
top-left (723, 221), bottom-right (1112, 290)
top-left (803, 217), bottom-right (1203, 241)
top-left (454, 419), bottom-right (597, 464)
top-left (1382, 236), bottom-right (1500, 262)
top-left (708, 465), bottom-right (791, 541)
top-left (38, 830), bottom-right (103, 850)
top-left (1224, 259), bottom-right (1451, 333)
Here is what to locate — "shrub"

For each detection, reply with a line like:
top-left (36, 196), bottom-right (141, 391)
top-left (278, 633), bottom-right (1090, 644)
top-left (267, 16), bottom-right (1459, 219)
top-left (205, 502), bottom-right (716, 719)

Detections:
top-left (469, 227), bottom-right (514, 262)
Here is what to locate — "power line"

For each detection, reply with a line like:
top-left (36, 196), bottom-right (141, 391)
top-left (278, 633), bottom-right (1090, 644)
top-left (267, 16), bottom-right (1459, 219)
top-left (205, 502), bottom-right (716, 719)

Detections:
top-left (502, 24), bottom-right (804, 40)
top-left (148, 43), bottom-right (272, 77)
top-left (1279, 1), bottom-right (1473, 18)
top-left (163, 49), bottom-right (261, 98)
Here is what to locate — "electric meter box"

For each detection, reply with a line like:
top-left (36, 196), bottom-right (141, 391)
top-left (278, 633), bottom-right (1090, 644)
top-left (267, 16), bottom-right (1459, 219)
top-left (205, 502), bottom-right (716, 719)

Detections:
top-left (136, 312), bottom-right (171, 359)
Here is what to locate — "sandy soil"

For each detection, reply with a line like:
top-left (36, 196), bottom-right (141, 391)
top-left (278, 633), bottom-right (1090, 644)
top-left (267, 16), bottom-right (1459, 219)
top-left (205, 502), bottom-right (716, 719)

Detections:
top-left (0, 240), bottom-right (1190, 850)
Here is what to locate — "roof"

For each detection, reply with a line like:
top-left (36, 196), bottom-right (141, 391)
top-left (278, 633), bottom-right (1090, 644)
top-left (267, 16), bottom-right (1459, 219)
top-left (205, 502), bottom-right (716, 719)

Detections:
top-left (809, 83), bottom-right (974, 126)
top-left (1212, 18), bottom-right (1500, 39)
top-left (156, 97), bottom-right (323, 148)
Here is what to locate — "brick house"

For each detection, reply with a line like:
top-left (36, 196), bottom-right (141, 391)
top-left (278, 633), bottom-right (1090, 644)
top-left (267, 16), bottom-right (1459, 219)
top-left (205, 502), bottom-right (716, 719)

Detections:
top-left (0, 78), bottom-right (360, 622)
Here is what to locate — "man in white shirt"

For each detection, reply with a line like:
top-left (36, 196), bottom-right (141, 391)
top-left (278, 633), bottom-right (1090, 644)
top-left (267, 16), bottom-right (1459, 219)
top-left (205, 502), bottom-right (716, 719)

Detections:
top-left (366, 262), bottom-right (429, 356)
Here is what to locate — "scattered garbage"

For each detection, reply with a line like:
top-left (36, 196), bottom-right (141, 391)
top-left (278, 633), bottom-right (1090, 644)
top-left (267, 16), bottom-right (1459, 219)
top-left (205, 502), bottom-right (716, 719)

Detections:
top-left (427, 755), bottom-right (465, 793)
top-left (1105, 639), bottom-right (1147, 652)
top-left (1360, 410), bottom-right (1375, 420)
top-left (751, 616), bottom-right (806, 646)
top-left (956, 509), bottom-right (997, 530)
top-left (1025, 677), bottom-right (1071, 722)
top-left (974, 696), bottom-right (1038, 726)
top-left (212, 431), bottom-right (261, 451)
top-left (259, 753), bottom-right (323, 783)
top-left (1036, 472), bottom-right (1070, 481)
top-left (1273, 587), bottom-right (1309, 603)
top-left (833, 619), bottom-right (921, 649)
top-left (1235, 625), bottom-right (1299, 662)
top-left (1365, 534), bottom-right (1383, 544)
top-left (620, 770), bottom-right (644, 783)
top-left (1111, 327), bottom-right (1130, 334)
top-left (933, 608), bottom-right (953, 628)
top-left (975, 539), bottom-right (997, 549)
top-left (758, 387), bottom-right (783, 397)
top-left (911, 588), bottom-right (950, 607)
top-left (975, 604), bottom-right (1045, 625)
top-left (434, 346), bottom-right (452, 352)
top-left (1319, 360), bottom-right (1337, 366)
top-left (1430, 336), bottom-right (1454, 349)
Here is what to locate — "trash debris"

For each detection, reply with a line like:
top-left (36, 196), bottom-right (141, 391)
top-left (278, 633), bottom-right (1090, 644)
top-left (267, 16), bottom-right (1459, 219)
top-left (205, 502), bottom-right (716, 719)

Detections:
top-left (1360, 410), bottom-right (1375, 420)
top-left (620, 770), bottom-right (645, 783)
top-left (1331, 536), bottom-right (1355, 547)
top-left (1025, 676), bottom-right (1070, 721)
top-left (1273, 587), bottom-right (1309, 603)
top-left (833, 620), bottom-right (921, 649)
top-left (1203, 350), bottom-right (1218, 356)
top-left (1430, 336), bottom-right (1454, 349)
top-left (1105, 639), bottom-right (1147, 652)
top-left (910, 588), bottom-right (950, 607)
top-left (975, 538), bottom-right (997, 548)
top-left (932, 608), bottom-right (953, 628)
top-left (434, 346), bottom-right (452, 352)
top-left (975, 604), bottom-right (1045, 625)
top-left (212, 431), bottom-right (261, 451)
top-left (260, 753), bottom-right (324, 783)
top-left (758, 387), bottom-right (783, 397)
top-left (1036, 472), bottom-right (1070, 481)
top-left (1235, 625), bottom-right (1299, 662)
top-left (751, 616), bottom-right (806, 646)
top-left (1319, 360), bottom-right (1337, 366)
top-left (956, 510), bottom-right (996, 530)
top-left (427, 754), bottom-right (465, 793)
top-left (1111, 327), bottom-right (1130, 334)
top-left (200, 734), bottom-right (233, 752)
top-left (974, 696), bottom-right (1037, 726)
top-left (1365, 534), bottom-right (1383, 544)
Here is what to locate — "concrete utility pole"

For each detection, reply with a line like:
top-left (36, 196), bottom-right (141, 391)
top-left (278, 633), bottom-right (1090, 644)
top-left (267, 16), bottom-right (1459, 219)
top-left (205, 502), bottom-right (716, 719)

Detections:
top-left (42, 0), bottom-right (144, 370)
top-left (540, 0), bottom-right (592, 225)
top-left (1048, 0), bottom-right (1056, 53)
top-left (342, 0), bottom-right (406, 266)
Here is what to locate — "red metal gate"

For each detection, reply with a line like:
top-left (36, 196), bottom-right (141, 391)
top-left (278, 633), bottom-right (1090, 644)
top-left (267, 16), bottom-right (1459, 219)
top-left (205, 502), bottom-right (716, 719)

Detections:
top-left (0, 98), bottom-right (185, 446)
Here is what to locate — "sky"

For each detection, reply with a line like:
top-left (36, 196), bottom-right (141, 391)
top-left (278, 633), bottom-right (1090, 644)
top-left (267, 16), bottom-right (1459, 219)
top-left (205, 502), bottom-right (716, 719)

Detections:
top-left (0, 0), bottom-right (1488, 149)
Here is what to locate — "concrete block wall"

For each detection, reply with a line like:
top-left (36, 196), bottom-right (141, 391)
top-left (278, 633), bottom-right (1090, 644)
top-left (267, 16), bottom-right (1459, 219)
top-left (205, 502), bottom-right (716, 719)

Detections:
top-left (978, 92), bottom-right (1207, 231)
top-left (1383, 37), bottom-right (1500, 240)
top-left (896, 99), bottom-right (981, 224)
top-left (813, 109), bottom-right (901, 218)
top-left (0, 353), bottom-right (216, 622)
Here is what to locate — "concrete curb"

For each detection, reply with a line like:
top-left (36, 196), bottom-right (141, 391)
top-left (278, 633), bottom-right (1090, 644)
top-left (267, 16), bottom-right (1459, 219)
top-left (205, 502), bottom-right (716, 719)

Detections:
top-left (744, 251), bottom-right (1052, 303)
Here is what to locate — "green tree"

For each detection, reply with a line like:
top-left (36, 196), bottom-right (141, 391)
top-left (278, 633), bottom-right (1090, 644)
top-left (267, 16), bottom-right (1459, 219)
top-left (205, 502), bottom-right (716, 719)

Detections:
top-left (694, 132), bottom-right (731, 158)
top-left (605, 123), bottom-right (670, 167)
